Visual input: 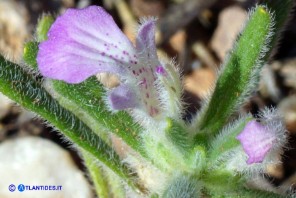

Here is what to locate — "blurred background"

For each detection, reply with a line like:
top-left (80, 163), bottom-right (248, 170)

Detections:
top-left (0, 0), bottom-right (295, 197)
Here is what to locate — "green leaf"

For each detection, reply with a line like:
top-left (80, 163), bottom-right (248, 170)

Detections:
top-left (208, 115), bottom-right (252, 163)
top-left (193, 6), bottom-right (275, 142)
top-left (23, 14), bottom-right (54, 69)
top-left (162, 175), bottom-right (201, 198)
top-left (203, 169), bottom-right (243, 193)
top-left (23, 14), bottom-right (55, 69)
top-left (165, 118), bottom-right (192, 154)
top-left (205, 185), bottom-right (283, 198)
top-left (0, 55), bottom-right (141, 192)
top-left (83, 152), bottom-right (126, 198)
top-left (83, 153), bottom-right (110, 198)
top-left (23, 41), bottom-right (38, 69)
top-left (45, 78), bottom-right (146, 158)
top-left (36, 14), bottom-right (54, 42)
top-left (259, 0), bottom-right (294, 59)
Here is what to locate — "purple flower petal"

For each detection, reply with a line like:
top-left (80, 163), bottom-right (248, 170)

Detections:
top-left (132, 19), bottom-right (163, 117)
top-left (108, 84), bottom-right (138, 110)
top-left (156, 65), bottom-right (166, 75)
top-left (236, 120), bottom-right (276, 164)
top-left (37, 6), bottom-right (137, 83)
top-left (136, 19), bottom-right (158, 59)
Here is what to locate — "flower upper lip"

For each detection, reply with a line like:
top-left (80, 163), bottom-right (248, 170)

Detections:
top-left (37, 5), bottom-right (183, 119)
top-left (37, 6), bottom-right (139, 84)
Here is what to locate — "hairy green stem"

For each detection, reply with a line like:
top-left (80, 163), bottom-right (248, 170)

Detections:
top-left (193, 6), bottom-right (274, 142)
top-left (0, 55), bottom-right (142, 193)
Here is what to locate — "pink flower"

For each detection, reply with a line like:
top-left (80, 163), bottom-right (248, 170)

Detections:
top-left (37, 6), bottom-right (182, 118)
top-left (236, 120), bottom-right (276, 164)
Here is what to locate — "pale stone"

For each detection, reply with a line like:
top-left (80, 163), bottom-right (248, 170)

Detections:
top-left (184, 67), bottom-right (215, 99)
top-left (0, 0), bottom-right (29, 61)
top-left (210, 6), bottom-right (247, 60)
top-left (278, 95), bottom-right (296, 134)
top-left (96, 73), bottom-right (120, 88)
top-left (0, 137), bottom-right (93, 198)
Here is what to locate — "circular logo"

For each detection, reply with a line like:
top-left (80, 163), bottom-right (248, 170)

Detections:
top-left (18, 184), bottom-right (25, 192)
top-left (8, 184), bottom-right (16, 192)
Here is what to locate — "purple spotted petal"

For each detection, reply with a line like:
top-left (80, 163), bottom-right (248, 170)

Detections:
top-left (156, 65), bottom-right (166, 75)
top-left (108, 84), bottom-right (138, 110)
top-left (37, 6), bottom-right (137, 83)
top-left (136, 19), bottom-right (158, 59)
top-left (236, 120), bottom-right (276, 164)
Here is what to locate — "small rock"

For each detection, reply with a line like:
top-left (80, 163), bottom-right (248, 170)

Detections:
top-left (130, 0), bottom-right (165, 17)
top-left (0, 0), bottom-right (29, 61)
top-left (169, 30), bottom-right (186, 54)
top-left (210, 6), bottom-right (247, 60)
top-left (266, 163), bottom-right (284, 180)
top-left (96, 73), bottom-right (120, 88)
top-left (62, 0), bottom-right (75, 8)
top-left (278, 95), bottom-right (296, 134)
top-left (184, 67), bottom-right (215, 99)
top-left (0, 137), bottom-right (93, 198)
top-left (277, 58), bottom-right (296, 89)
top-left (259, 65), bottom-right (281, 103)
